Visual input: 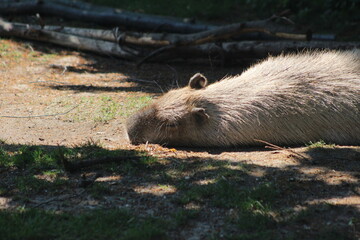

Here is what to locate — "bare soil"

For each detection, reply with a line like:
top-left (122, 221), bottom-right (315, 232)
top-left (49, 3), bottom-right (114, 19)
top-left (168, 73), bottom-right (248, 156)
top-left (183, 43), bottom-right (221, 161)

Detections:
top-left (0, 38), bottom-right (359, 239)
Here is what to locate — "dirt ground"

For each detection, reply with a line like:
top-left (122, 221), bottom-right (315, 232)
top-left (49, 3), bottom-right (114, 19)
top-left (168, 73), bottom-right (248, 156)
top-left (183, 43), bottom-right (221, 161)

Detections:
top-left (0, 38), bottom-right (244, 148)
top-left (0, 38), bottom-right (359, 239)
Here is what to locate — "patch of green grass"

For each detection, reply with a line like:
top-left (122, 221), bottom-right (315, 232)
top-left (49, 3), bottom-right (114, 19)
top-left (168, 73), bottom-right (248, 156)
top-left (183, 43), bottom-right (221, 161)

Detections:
top-left (178, 180), bottom-right (277, 235)
top-left (213, 163), bottom-right (248, 182)
top-left (37, 53), bottom-right (58, 62)
top-left (63, 140), bottom-right (111, 160)
top-left (139, 155), bottom-right (160, 166)
top-left (178, 179), bottom-right (276, 208)
top-left (306, 140), bottom-right (336, 149)
top-left (93, 96), bottom-right (121, 122)
top-left (15, 175), bottom-right (68, 195)
top-left (0, 41), bottom-right (10, 51)
top-left (42, 169), bottom-right (63, 178)
top-left (0, 41), bottom-right (24, 60)
top-left (116, 154), bottom-right (162, 175)
top-left (1, 49), bottom-right (22, 59)
top-left (0, 147), bottom-right (12, 167)
top-left (120, 95), bottom-right (153, 118)
top-left (0, 40), bottom-right (60, 62)
top-left (58, 140), bottom-right (161, 174)
top-left (0, 146), bottom-right (60, 170)
top-left (0, 143), bottom-right (159, 196)
top-left (49, 95), bottom-right (152, 123)
top-left (67, 142), bottom-right (163, 176)
top-left (0, 208), bottom-right (167, 240)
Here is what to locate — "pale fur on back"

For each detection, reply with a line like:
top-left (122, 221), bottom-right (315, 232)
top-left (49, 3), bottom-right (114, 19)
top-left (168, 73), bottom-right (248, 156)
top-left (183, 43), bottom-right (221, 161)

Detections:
top-left (197, 50), bottom-right (360, 146)
top-left (127, 50), bottom-right (360, 147)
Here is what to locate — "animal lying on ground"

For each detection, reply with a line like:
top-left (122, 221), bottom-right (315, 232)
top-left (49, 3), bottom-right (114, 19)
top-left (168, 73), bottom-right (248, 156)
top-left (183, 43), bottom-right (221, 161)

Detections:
top-left (126, 50), bottom-right (360, 147)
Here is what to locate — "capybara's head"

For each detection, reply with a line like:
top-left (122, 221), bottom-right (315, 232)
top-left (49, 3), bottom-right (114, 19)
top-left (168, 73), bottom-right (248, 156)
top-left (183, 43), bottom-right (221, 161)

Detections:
top-left (126, 73), bottom-right (212, 146)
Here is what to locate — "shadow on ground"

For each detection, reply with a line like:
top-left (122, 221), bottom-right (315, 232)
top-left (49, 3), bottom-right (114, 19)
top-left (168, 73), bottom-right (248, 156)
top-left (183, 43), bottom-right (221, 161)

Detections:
top-left (0, 142), bottom-right (358, 239)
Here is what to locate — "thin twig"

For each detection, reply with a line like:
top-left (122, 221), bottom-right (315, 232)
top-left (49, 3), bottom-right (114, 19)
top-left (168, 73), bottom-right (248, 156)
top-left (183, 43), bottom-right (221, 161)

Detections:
top-left (153, 80), bottom-right (164, 93)
top-left (126, 78), bottom-right (159, 85)
top-left (254, 139), bottom-right (311, 161)
top-left (0, 105), bottom-right (78, 118)
top-left (136, 45), bottom-right (175, 67)
top-left (49, 64), bottom-right (68, 75)
top-left (166, 64), bottom-right (180, 88)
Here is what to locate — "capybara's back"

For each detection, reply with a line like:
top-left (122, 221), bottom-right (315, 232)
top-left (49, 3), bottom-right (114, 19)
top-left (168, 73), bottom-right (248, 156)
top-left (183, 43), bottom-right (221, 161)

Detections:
top-left (126, 50), bottom-right (360, 147)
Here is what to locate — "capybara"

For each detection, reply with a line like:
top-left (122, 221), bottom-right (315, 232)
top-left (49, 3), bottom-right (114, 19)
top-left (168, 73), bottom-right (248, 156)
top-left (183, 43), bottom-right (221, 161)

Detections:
top-left (126, 50), bottom-right (360, 147)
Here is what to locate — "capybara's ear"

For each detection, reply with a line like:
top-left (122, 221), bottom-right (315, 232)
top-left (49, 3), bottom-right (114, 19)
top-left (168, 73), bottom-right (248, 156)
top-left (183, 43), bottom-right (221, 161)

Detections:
top-left (191, 107), bottom-right (209, 124)
top-left (189, 73), bottom-right (208, 89)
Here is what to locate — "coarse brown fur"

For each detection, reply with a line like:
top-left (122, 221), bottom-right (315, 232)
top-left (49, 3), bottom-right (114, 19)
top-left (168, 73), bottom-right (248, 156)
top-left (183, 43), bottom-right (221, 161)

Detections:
top-left (126, 50), bottom-right (360, 147)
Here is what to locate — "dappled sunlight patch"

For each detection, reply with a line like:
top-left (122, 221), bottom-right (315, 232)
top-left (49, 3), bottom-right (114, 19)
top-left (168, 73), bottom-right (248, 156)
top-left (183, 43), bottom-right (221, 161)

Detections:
top-left (198, 164), bottom-right (219, 172)
top-left (0, 197), bottom-right (11, 209)
top-left (131, 143), bottom-right (173, 154)
top-left (298, 167), bottom-right (359, 185)
top-left (306, 196), bottom-right (360, 207)
top-left (95, 175), bottom-right (122, 182)
top-left (0, 39), bottom-right (82, 83)
top-left (322, 172), bottom-right (358, 185)
top-left (34, 173), bottom-right (68, 183)
top-left (247, 167), bottom-right (266, 178)
top-left (134, 184), bottom-right (177, 196)
top-left (194, 179), bottom-right (217, 185)
top-left (184, 202), bottom-right (202, 210)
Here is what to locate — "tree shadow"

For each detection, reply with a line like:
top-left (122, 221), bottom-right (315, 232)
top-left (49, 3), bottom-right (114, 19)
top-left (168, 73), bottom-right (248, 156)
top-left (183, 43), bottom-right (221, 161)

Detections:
top-left (304, 147), bottom-right (360, 171)
top-left (0, 142), bottom-right (358, 239)
top-left (176, 145), bottom-right (274, 154)
top-left (4, 35), bottom-right (249, 95)
top-left (47, 84), bottom-right (161, 94)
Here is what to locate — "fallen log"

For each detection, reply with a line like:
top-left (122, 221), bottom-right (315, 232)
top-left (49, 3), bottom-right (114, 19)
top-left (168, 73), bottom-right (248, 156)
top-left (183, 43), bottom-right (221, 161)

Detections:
top-left (0, 0), bottom-right (299, 35)
top-left (160, 41), bottom-right (360, 61)
top-left (1, 20), bottom-right (358, 64)
top-left (11, 22), bottom-right (309, 47)
top-left (0, 0), bottom-right (213, 33)
top-left (0, 23), bottom-right (139, 60)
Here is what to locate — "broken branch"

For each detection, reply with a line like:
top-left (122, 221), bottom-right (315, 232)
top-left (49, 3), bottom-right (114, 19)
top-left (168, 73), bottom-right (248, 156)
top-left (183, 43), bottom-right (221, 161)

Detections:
top-left (254, 139), bottom-right (311, 162)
